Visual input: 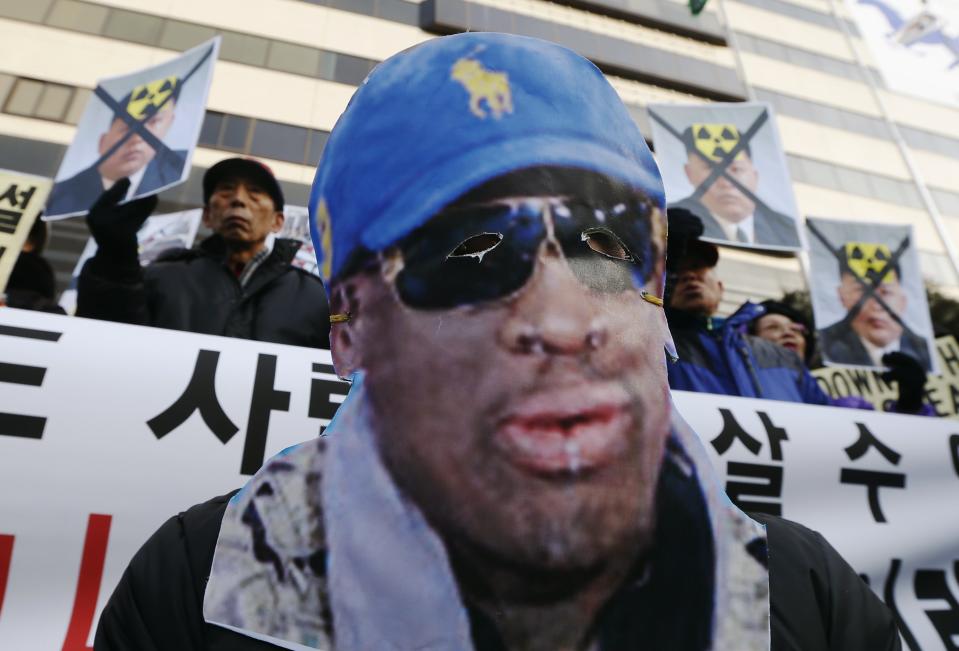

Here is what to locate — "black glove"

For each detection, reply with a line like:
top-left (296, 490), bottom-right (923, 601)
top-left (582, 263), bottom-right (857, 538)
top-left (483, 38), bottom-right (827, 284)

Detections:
top-left (86, 178), bottom-right (157, 270)
top-left (666, 207), bottom-right (704, 273)
top-left (881, 351), bottom-right (927, 414)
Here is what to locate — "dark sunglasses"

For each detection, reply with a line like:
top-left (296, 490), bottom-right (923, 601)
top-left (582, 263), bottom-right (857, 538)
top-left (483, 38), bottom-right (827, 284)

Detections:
top-left (376, 196), bottom-right (662, 311)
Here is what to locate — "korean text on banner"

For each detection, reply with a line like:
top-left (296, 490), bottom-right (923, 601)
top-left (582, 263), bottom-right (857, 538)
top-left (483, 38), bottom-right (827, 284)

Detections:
top-left (813, 335), bottom-right (959, 419)
top-left (0, 309), bottom-right (956, 649)
top-left (0, 170), bottom-right (52, 293)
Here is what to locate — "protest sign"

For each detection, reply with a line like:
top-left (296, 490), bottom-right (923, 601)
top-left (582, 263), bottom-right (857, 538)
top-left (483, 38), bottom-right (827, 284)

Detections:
top-left (848, 0), bottom-right (959, 106)
top-left (0, 308), bottom-right (956, 648)
top-left (44, 37), bottom-right (220, 220)
top-left (277, 205), bottom-right (318, 276)
top-left (806, 216), bottom-right (938, 374)
top-left (813, 335), bottom-right (959, 419)
top-left (0, 170), bottom-right (51, 293)
top-left (648, 102), bottom-right (802, 251)
top-left (0, 308), bottom-right (344, 649)
top-left (680, 390), bottom-right (959, 651)
top-left (57, 209), bottom-right (203, 314)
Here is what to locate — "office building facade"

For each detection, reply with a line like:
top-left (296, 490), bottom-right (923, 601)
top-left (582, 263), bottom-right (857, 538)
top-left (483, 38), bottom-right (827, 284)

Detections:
top-left (0, 0), bottom-right (956, 309)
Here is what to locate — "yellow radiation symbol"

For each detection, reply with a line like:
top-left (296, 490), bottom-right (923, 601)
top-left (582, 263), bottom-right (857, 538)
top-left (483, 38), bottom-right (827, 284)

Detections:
top-left (691, 123), bottom-right (742, 162)
top-left (315, 199), bottom-right (334, 280)
top-left (451, 57), bottom-right (513, 120)
top-left (842, 242), bottom-right (898, 284)
top-left (126, 76), bottom-right (180, 121)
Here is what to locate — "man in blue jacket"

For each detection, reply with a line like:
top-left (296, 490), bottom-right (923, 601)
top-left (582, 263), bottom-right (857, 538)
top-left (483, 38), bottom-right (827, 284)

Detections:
top-left (665, 209), bottom-right (830, 404)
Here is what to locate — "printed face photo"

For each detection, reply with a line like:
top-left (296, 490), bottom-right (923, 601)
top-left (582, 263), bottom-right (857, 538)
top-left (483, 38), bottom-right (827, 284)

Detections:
top-left (97, 101), bottom-right (177, 183)
top-left (343, 167), bottom-right (673, 569)
top-left (649, 103), bottom-right (803, 251)
top-left (44, 38), bottom-right (220, 220)
top-left (683, 151), bottom-right (759, 224)
top-left (837, 272), bottom-right (908, 348)
top-left (806, 217), bottom-right (938, 373)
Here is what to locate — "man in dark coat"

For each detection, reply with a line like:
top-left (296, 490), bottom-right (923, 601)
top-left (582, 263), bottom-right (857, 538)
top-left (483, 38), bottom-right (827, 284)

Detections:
top-left (94, 34), bottom-right (899, 651)
top-left (76, 157), bottom-right (329, 348)
top-left (664, 209), bottom-right (830, 405)
top-left (46, 78), bottom-right (187, 218)
top-left (668, 125), bottom-right (800, 248)
top-left (2, 218), bottom-right (65, 313)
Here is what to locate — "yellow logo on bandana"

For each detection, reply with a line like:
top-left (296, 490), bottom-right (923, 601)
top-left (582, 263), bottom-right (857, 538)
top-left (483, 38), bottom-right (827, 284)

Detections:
top-left (315, 199), bottom-right (334, 280)
top-left (451, 58), bottom-right (513, 120)
top-left (126, 76), bottom-right (180, 121)
top-left (842, 242), bottom-right (898, 284)
top-left (691, 123), bottom-right (742, 162)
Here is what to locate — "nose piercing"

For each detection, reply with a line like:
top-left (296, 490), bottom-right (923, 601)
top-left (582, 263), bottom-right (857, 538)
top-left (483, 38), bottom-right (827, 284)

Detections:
top-left (516, 329), bottom-right (545, 354)
top-left (585, 329), bottom-right (606, 350)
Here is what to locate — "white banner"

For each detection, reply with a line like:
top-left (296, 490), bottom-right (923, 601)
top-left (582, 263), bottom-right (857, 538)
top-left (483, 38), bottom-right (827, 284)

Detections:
top-left (0, 309), bottom-right (956, 649)
top-left (677, 390), bottom-right (959, 651)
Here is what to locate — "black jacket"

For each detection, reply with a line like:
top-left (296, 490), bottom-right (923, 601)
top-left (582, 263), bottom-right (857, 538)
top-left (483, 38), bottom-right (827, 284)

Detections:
top-left (77, 235), bottom-right (330, 348)
top-left (95, 493), bottom-right (901, 651)
top-left (4, 251), bottom-right (66, 314)
top-left (46, 148), bottom-right (187, 217)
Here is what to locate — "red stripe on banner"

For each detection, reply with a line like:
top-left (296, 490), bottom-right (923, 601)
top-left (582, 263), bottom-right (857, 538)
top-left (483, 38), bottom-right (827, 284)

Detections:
top-left (0, 534), bottom-right (13, 617)
top-left (62, 514), bottom-right (112, 651)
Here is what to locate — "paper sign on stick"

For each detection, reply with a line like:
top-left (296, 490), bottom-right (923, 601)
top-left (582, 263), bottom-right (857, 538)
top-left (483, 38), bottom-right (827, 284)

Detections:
top-left (44, 37), bottom-right (220, 220)
top-left (648, 102), bottom-right (803, 252)
top-left (0, 170), bottom-right (52, 293)
top-left (806, 216), bottom-right (938, 374)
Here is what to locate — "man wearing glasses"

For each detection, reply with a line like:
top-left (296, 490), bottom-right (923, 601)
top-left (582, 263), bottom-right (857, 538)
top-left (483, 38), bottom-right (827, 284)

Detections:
top-left (95, 33), bottom-right (900, 651)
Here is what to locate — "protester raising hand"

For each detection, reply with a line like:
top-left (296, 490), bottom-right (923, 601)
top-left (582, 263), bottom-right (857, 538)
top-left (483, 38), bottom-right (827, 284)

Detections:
top-left (881, 351), bottom-right (930, 415)
top-left (86, 177), bottom-right (158, 272)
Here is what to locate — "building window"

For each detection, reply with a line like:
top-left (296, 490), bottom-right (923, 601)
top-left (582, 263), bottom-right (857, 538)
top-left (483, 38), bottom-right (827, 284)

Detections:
top-left (198, 111), bottom-right (225, 147)
top-left (334, 53), bottom-right (373, 86)
top-left (102, 8), bottom-right (163, 45)
top-left (221, 115), bottom-right (252, 151)
top-left (197, 111), bottom-right (253, 151)
top-left (267, 41), bottom-right (321, 77)
top-left (64, 88), bottom-right (90, 124)
top-left (0, 74), bottom-right (15, 110)
top-left (220, 31), bottom-right (271, 67)
top-left (0, 0), bottom-right (54, 22)
top-left (159, 19), bottom-right (217, 51)
top-left (46, 0), bottom-right (108, 35)
top-left (4, 78), bottom-right (77, 122)
top-left (5, 79), bottom-right (44, 117)
top-left (250, 120), bottom-right (309, 164)
top-left (34, 84), bottom-right (73, 121)
top-left (307, 130), bottom-right (329, 165)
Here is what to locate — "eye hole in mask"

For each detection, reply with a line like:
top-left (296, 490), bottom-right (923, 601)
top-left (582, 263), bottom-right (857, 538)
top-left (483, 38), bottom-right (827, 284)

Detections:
top-left (447, 232), bottom-right (504, 262)
top-left (581, 228), bottom-right (633, 262)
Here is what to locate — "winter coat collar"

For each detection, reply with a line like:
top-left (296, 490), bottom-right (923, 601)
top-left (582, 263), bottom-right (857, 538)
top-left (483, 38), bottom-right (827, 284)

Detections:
top-left (203, 377), bottom-right (770, 650)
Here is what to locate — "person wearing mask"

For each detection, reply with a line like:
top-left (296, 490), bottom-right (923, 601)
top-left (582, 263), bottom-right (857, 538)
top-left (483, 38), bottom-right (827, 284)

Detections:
top-left (96, 34), bottom-right (898, 651)
top-left (3, 218), bottom-right (65, 313)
